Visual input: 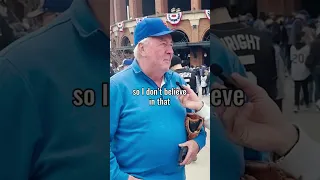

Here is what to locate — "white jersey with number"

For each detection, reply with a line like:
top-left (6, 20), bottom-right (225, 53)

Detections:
top-left (290, 45), bottom-right (311, 81)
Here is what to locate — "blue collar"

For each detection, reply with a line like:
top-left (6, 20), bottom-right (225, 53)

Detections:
top-left (69, 0), bottom-right (108, 55)
top-left (70, 0), bottom-right (105, 38)
top-left (131, 59), bottom-right (174, 80)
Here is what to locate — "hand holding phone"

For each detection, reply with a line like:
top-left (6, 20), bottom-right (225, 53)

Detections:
top-left (178, 146), bottom-right (188, 163)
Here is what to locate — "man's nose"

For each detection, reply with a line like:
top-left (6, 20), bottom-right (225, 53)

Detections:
top-left (166, 46), bottom-right (174, 54)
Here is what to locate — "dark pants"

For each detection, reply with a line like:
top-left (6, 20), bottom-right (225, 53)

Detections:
top-left (294, 78), bottom-right (309, 107)
top-left (202, 87), bottom-right (207, 95)
top-left (314, 74), bottom-right (320, 102)
top-left (274, 99), bottom-right (283, 112)
top-left (286, 45), bottom-right (291, 73)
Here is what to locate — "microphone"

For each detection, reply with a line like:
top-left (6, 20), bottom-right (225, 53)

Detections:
top-left (176, 82), bottom-right (185, 90)
top-left (210, 63), bottom-right (240, 89)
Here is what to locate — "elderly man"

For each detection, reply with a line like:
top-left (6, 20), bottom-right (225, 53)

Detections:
top-left (110, 18), bottom-right (207, 180)
top-left (0, 0), bottom-right (109, 179)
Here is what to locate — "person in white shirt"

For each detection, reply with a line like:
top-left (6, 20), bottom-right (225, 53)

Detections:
top-left (201, 74), bottom-right (208, 96)
top-left (213, 72), bottom-right (320, 180)
top-left (290, 32), bottom-right (311, 112)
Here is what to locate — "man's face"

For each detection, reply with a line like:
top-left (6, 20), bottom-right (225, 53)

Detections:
top-left (144, 34), bottom-right (173, 72)
top-left (88, 0), bottom-right (109, 34)
top-left (41, 12), bottom-right (59, 26)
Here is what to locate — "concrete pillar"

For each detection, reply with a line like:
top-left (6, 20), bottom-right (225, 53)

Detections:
top-left (155, 0), bottom-right (168, 15)
top-left (190, 19), bottom-right (200, 42)
top-left (129, 0), bottom-right (143, 18)
top-left (191, 0), bottom-right (201, 11)
top-left (110, 0), bottom-right (115, 25)
top-left (114, 0), bottom-right (126, 22)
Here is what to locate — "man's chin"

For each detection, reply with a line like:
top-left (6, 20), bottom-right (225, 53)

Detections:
top-left (163, 66), bottom-right (170, 72)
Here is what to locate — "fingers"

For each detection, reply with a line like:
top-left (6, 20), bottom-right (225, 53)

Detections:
top-left (182, 85), bottom-right (199, 101)
top-left (128, 175), bottom-right (141, 180)
top-left (227, 103), bottom-right (254, 145)
top-left (220, 102), bottom-right (253, 133)
top-left (221, 105), bottom-right (239, 132)
top-left (211, 82), bottom-right (225, 89)
top-left (179, 142), bottom-right (191, 165)
top-left (241, 175), bottom-right (257, 180)
top-left (179, 148), bottom-right (192, 166)
top-left (230, 73), bottom-right (264, 98)
top-left (178, 94), bottom-right (189, 106)
top-left (179, 142), bottom-right (196, 166)
top-left (239, 102), bottom-right (254, 119)
top-left (181, 84), bottom-right (192, 94)
top-left (211, 82), bottom-right (227, 118)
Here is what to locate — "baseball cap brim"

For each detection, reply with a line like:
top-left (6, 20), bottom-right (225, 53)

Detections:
top-left (27, 9), bottom-right (44, 18)
top-left (149, 30), bottom-right (175, 37)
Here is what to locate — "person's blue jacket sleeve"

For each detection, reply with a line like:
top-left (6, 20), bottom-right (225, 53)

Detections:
top-left (193, 126), bottom-right (207, 150)
top-left (110, 80), bottom-right (129, 180)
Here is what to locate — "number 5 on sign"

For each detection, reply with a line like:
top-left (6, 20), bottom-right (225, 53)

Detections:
top-left (239, 55), bottom-right (257, 84)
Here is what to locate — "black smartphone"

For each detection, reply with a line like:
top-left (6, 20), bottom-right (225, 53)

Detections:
top-left (178, 146), bottom-right (188, 163)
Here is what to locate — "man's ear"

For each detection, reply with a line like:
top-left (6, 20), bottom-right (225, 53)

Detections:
top-left (139, 43), bottom-right (146, 57)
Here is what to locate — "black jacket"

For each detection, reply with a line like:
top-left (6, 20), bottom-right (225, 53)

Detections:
top-left (306, 35), bottom-right (320, 74)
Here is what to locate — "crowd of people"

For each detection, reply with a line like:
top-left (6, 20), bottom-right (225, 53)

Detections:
top-left (229, 10), bottom-right (320, 112)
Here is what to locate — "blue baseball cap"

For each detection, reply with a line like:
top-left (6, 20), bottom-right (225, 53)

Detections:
top-left (122, 59), bottom-right (133, 66)
top-left (134, 17), bottom-right (174, 45)
top-left (27, 0), bottom-right (73, 18)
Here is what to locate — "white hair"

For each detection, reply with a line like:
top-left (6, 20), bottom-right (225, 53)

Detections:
top-left (133, 37), bottom-right (151, 60)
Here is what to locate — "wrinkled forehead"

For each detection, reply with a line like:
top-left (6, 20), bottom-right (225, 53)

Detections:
top-left (150, 34), bottom-right (173, 43)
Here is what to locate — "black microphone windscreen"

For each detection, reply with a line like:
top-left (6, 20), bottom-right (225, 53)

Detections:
top-left (210, 64), bottom-right (223, 76)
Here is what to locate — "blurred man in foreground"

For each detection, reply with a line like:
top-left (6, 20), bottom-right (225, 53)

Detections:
top-left (0, 0), bottom-right (109, 179)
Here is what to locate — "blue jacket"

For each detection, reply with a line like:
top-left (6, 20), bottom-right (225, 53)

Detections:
top-left (110, 60), bottom-right (206, 180)
top-left (210, 35), bottom-right (265, 179)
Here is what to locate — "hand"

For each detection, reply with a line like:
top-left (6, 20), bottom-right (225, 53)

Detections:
top-left (177, 85), bottom-right (203, 111)
top-left (213, 73), bottom-right (298, 156)
top-left (179, 140), bottom-right (199, 166)
top-left (241, 175), bottom-right (257, 180)
top-left (128, 175), bottom-right (141, 180)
